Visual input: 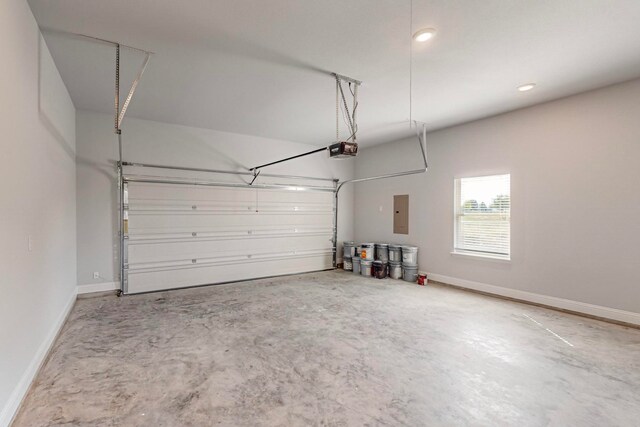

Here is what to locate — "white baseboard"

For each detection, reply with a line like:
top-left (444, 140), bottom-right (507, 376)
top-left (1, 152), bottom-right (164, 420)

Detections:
top-left (77, 281), bottom-right (119, 295)
top-left (0, 287), bottom-right (77, 427)
top-left (426, 272), bottom-right (640, 326)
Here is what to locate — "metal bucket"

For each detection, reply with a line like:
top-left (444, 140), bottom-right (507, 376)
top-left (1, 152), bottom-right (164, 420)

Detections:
top-left (360, 243), bottom-right (375, 261)
top-left (352, 256), bottom-right (361, 275)
top-left (343, 241), bottom-right (355, 259)
top-left (389, 261), bottom-right (402, 280)
top-left (375, 243), bottom-right (389, 262)
top-left (343, 256), bottom-right (352, 271)
top-left (389, 244), bottom-right (402, 262)
top-left (360, 259), bottom-right (373, 276)
top-left (401, 246), bottom-right (419, 265)
top-left (373, 260), bottom-right (388, 279)
top-left (402, 264), bottom-right (419, 282)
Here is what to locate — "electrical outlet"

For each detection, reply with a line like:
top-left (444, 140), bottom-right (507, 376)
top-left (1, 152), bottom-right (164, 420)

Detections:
top-left (379, 205), bottom-right (383, 212)
top-left (93, 272), bottom-right (100, 279)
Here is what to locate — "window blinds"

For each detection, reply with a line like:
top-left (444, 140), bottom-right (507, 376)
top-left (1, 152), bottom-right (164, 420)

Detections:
top-left (455, 174), bottom-right (510, 256)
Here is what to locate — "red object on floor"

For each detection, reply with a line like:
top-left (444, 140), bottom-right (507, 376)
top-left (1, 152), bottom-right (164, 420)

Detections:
top-left (418, 274), bottom-right (427, 286)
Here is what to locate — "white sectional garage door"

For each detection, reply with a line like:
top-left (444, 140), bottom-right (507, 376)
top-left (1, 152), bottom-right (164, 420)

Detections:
top-left (122, 181), bottom-right (335, 294)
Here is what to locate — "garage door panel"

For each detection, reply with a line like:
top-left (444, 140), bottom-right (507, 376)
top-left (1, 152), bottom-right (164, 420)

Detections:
top-left (257, 187), bottom-right (334, 197)
top-left (128, 182), bottom-right (257, 202)
top-left (127, 253), bottom-right (333, 294)
top-left (257, 188), bottom-right (334, 203)
top-left (254, 202), bottom-right (333, 214)
top-left (128, 212), bottom-right (334, 230)
top-left (129, 201), bottom-right (258, 213)
top-left (129, 249), bottom-right (333, 272)
top-left (126, 225), bottom-right (333, 240)
top-left (127, 234), bottom-right (333, 264)
top-left (129, 202), bottom-right (332, 214)
top-left (124, 180), bottom-right (335, 294)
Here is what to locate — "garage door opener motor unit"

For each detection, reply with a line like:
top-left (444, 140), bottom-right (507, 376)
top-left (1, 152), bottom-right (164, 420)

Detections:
top-left (329, 141), bottom-right (358, 158)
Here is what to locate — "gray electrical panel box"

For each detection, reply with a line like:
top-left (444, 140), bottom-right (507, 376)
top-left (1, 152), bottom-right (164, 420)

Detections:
top-left (394, 195), bottom-right (409, 234)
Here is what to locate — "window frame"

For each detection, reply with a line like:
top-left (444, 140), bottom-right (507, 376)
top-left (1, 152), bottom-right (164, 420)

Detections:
top-left (453, 173), bottom-right (511, 261)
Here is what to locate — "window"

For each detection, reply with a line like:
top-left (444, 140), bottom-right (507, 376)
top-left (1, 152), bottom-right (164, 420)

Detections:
top-left (454, 174), bottom-right (510, 259)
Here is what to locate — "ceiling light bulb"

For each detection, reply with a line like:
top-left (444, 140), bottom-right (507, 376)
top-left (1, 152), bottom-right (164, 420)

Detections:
top-left (517, 83), bottom-right (536, 92)
top-left (413, 28), bottom-right (436, 42)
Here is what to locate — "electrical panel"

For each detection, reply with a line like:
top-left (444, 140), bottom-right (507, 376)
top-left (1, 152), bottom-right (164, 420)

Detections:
top-left (394, 194), bottom-right (409, 234)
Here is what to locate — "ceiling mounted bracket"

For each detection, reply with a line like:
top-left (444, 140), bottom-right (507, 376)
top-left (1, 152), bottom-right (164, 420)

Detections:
top-left (117, 51), bottom-right (151, 130)
top-left (113, 45), bottom-right (152, 133)
top-left (333, 72), bottom-right (360, 145)
top-left (335, 120), bottom-right (428, 195)
top-left (332, 73), bottom-right (362, 86)
top-left (114, 44), bottom-right (121, 134)
top-left (248, 72), bottom-right (362, 173)
top-left (37, 29), bottom-right (153, 135)
top-left (40, 28), bottom-right (155, 55)
top-left (413, 120), bottom-right (428, 167)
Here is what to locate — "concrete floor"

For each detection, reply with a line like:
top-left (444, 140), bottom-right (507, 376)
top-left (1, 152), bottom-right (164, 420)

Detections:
top-left (14, 271), bottom-right (640, 426)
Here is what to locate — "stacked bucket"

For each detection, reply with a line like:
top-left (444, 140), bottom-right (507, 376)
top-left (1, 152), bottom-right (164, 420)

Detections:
top-left (360, 243), bottom-right (375, 276)
top-left (373, 243), bottom-right (389, 279)
top-left (343, 242), bottom-right (355, 271)
top-left (343, 241), bottom-right (420, 283)
top-left (388, 245), bottom-right (419, 281)
top-left (388, 245), bottom-right (403, 279)
top-left (400, 246), bottom-right (419, 282)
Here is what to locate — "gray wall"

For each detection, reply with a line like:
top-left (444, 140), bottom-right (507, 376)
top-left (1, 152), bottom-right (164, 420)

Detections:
top-left (76, 110), bottom-right (355, 287)
top-left (354, 78), bottom-right (640, 314)
top-left (0, 1), bottom-right (76, 423)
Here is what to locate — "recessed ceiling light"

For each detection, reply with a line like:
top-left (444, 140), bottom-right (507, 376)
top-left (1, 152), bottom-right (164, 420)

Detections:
top-left (413, 28), bottom-right (436, 42)
top-left (517, 83), bottom-right (536, 92)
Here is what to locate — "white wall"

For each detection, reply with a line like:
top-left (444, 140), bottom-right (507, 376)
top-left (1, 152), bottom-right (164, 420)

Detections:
top-left (355, 78), bottom-right (640, 316)
top-left (0, 1), bottom-right (77, 424)
top-left (76, 110), bottom-right (355, 288)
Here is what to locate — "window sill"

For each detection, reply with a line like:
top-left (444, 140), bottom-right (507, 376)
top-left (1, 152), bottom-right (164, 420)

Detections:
top-left (450, 250), bottom-right (511, 262)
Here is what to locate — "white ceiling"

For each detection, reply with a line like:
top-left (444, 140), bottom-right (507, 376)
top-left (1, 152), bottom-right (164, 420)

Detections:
top-left (29, 0), bottom-right (640, 146)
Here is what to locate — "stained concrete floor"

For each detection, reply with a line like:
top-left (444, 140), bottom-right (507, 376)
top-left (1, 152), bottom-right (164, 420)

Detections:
top-left (14, 271), bottom-right (640, 427)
